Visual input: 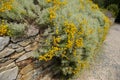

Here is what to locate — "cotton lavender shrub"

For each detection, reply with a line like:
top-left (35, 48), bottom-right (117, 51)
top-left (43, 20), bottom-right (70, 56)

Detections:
top-left (0, 0), bottom-right (110, 79)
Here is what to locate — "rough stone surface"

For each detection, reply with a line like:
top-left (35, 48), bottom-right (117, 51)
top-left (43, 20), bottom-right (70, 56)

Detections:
top-left (25, 42), bottom-right (38, 52)
top-left (18, 39), bottom-right (31, 47)
top-left (78, 24), bottom-right (120, 80)
top-left (0, 62), bottom-right (16, 72)
top-left (11, 37), bottom-right (24, 43)
top-left (16, 58), bottom-right (33, 69)
top-left (8, 43), bottom-right (20, 49)
top-left (16, 51), bottom-right (34, 62)
top-left (0, 66), bottom-right (18, 80)
top-left (40, 73), bottom-right (53, 80)
top-left (10, 51), bottom-right (25, 59)
top-left (0, 48), bottom-right (15, 58)
top-left (16, 74), bottom-right (22, 80)
top-left (20, 70), bottom-right (34, 80)
top-left (0, 60), bottom-right (13, 67)
top-left (0, 37), bottom-right (10, 51)
top-left (27, 25), bottom-right (39, 37)
top-left (35, 34), bottom-right (41, 42)
top-left (0, 57), bottom-right (8, 63)
top-left (15, 47), bottom-right (24, 53)
top-left (20, 63), bottom-right (34, 75)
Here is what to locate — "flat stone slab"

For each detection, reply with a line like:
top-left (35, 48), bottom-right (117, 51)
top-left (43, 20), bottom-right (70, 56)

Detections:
top-left (16, 51), bottom-right (34, 62)
top-left (0, 48), bottom-right (15, 58)
top-left (0, 66), bottom-right (18, 80)
top-left (27, 25), bottom-right (39, 37)
top-left (0, 62), bottom-right (16, 72)
top-left (0, 37), bottom-right (10, 51)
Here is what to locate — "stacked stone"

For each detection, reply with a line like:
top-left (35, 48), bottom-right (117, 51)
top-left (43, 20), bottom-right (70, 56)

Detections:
top-left (0, 28), bottom-right (56, 80)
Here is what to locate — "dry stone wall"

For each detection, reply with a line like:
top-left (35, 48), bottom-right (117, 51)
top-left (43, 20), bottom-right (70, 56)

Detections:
top-left (0, 31), bottom-right (55, 80)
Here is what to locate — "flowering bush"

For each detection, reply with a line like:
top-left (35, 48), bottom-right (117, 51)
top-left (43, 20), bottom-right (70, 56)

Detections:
top-left (37, 0), bottom-right (110, 78)
top-left (0, 0), bottom-right (110, 79)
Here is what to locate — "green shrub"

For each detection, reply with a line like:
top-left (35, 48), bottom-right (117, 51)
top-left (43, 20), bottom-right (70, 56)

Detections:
top-left (0, 0), bottom-right (110, 79)
top-left (107, 4), bottom-right (119, 17)
top-left (7, 23), bottom-right (26, 37)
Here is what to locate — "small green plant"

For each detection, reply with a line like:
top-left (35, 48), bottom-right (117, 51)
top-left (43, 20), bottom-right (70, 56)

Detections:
top-left (7, 23), bottom-right (26, 37)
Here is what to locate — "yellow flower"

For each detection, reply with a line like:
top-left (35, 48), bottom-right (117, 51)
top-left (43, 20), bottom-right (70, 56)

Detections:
top-left (39, 46), bottom-right (60, 61)
top-left (73, 50), bottom-right (76, 56)
top-left (46, 0), bottom-right (51, 3)
top-left (48, 0), bottom-right (67, 21)
top-left (103, 16), bottom-right (110, 23)
top-left (0, 20), bottom-right (8, 36)
top-left (49, 8), bottom-right (57, 21)
top-left (75, 38), bottom-right (83, 47)
top-left (91, 4), bottom-right (99, 10)
top-left (53, 36), bottom-right (61, 46)
top-left (66, 40), bottom-right (73, 48)
top-left (0, 0), bottom-right (14, 12)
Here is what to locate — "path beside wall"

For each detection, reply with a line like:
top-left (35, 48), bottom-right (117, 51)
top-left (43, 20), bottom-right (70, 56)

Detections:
top-left (78, 24), bottom-right (120, 80)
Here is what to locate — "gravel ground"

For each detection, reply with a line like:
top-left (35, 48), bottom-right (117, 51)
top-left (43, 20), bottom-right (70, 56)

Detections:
top-left (78, 23), bottom-right (120, 80)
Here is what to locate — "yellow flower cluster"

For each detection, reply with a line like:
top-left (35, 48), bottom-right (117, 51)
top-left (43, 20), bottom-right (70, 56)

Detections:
top-left (53, 36), bottom-right (61, 46)
top-left (39, 0), bottom-right (67, 61)
top-left (64, 21), bottom-right (77, 38)
top-left (46, 0), bottom-right (67, 5)
top-left (48, 0), bottom-right (67, 21)
top-left (66, 40), bottom-right (73, 48)
top-left (49, 8), bottom-right (57, 21)
top-left (91, 4), bottom-right (99, 10)
top-left (46, 0), bottom-right (51, 3)
top-left (73, 49), bottom-right (76, 56)
top-left (72, 60), bottom-right (89, 74)
top-left (103, 16), bottom-right (110, 24)
top-left (64, 21), bottom-right (77, 48)
top-left (72, 60), bottom-right (81, 74)
top-left (0, 20), bottom-right (8, 36)
top-left (0, 0), bottom-right (14, 12)
top-left (39, 46), bottom-right (60, 61)
top-left (64, 21), bottom-right (84, 58)
top-left (72, 65), bottom-right (81, 74)
top-left (55, 26), bottom-right (59, 34)
top-left (53, 0), bottom-right (67, 5)
top-left (75, 38), bottom-right (83, 47)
